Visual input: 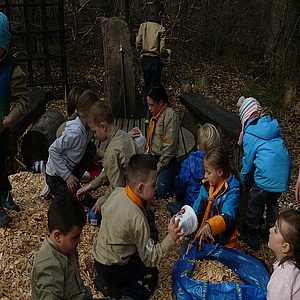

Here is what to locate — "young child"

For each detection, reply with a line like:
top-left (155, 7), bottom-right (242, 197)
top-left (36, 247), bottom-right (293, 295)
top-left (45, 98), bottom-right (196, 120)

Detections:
top-left (145, 84), bottom-right (179, 199)
top-left (56, 86), bottom-right (84, 138)
top-left (30, 193), bottom-right (92, 299)
top-left (267, 209), bottom-right (300, 299)
top-left (192, 147), bottom-right (240, 248)
top-left (76, 101), bottom-right (137, 213)
top-left (167, 123), bottom-right (221, 215)
top-left (93, 154), bottom-right (184, 300)
top-left (45, 90), bottom-right (98, 197)
top-left (136, 0), bottom-right (170, 121)
top-left (237, 96), bottom-right (291, 250)
top-left (0, 12), bottom-right (29, 226)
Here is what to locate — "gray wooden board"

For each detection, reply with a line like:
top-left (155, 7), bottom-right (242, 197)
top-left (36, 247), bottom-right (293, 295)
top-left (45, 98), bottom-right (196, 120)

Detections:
top-left (180, 93), bottom-right (241, 140)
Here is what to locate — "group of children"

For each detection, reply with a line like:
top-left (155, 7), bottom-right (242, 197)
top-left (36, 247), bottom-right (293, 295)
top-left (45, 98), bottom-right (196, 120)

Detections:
top-left (1, 4), bottom-right (300, 300)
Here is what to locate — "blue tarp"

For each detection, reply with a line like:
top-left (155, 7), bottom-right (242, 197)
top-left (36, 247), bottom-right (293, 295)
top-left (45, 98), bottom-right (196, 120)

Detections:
top-left (172, 242), bottom-right (270, 300)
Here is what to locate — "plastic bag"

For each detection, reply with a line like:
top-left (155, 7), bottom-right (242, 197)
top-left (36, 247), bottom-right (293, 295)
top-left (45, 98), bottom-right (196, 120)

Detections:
top-left (172, 242), bottom-right (269, 300)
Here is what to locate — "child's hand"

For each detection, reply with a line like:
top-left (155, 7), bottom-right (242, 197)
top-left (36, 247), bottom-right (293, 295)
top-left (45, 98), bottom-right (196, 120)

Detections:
top-left (168, 216), bottom-right (184, 241)
top-left (3, 116), bottom-right (13, 128)
top-left (92, 202), bottom-right (100, 214)
top-left (66, 174), bottom-right (79, 193)
top-left (77, 183), bottom-right (92, 201)
top-left (198, 224), bottom-right (215, 246)
top-left (128, 127), bottom-right (140, 138)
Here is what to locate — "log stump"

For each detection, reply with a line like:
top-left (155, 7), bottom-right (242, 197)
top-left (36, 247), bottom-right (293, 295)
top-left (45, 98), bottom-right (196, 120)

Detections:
top-left (21, 109), bottom-right (65, 167)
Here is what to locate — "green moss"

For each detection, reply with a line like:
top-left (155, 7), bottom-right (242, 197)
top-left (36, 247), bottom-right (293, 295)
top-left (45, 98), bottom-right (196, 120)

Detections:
top-left (240, 83), bottom-right (286, 115)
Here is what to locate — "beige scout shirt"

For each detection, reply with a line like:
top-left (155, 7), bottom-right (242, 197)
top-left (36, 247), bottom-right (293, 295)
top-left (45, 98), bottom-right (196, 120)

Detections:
top-left (30, 236), bottom-right (92, 300)
top-left (149, 107), bottom-right (180, 173)
top-left (136, 20), bottom-right (169, 58)
top-left (93, 187), bottom-right (175, 268)
top-left (90, 127), bottom-right (137, 206)
top-left (8, 66), bottom-right (29, 124)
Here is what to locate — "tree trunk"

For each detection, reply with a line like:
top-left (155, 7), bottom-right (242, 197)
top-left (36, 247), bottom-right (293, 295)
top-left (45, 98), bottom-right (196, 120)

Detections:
top-left (21, 109), bottom-right (65, 167)
top-left (267, 0), bottom-right (300, 106)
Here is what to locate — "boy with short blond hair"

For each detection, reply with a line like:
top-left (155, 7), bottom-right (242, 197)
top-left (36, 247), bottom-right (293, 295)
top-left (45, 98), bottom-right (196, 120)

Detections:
top-left (93, 154), bottom-right (184, 300)
top-left (77, 101), bottom-right (137, 213)
top-left (30, 193), bottom-right (92, 299)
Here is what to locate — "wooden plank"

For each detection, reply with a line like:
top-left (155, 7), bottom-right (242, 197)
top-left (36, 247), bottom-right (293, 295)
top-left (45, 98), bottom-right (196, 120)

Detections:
top-left (116, 118), bottom-right (123, 130)
top-left (122, 118), bottom-right (129, 132)
top-left (180, 93), bottom-right (241, 140)
top-left (140, 118), bottom-right (146, 137)
top-left (128, 118), bottom-right (134, 132)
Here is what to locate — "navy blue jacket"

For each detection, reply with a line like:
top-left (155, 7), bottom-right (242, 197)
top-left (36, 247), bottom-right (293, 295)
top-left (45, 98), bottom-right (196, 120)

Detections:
top-left (175, 150), bottom-right (206, 207)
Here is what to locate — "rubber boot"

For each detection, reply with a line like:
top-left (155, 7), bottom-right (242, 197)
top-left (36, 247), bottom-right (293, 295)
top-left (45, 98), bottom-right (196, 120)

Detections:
top-left (240, 229), bottom-right (260, 250)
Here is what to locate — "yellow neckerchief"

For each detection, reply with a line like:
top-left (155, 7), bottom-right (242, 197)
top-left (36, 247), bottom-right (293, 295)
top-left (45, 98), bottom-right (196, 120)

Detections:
top-left (125, 185), bottom-right (146, 214)
top-left (145, 102), bottom-right (168, 152)
top-left (207, 177), bottom-right (229, 200)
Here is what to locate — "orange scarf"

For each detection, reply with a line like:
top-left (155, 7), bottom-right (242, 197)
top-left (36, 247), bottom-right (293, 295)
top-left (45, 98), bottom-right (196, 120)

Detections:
top-left (125, 185), bottom-right (146, 214)
top-left (145, 103), bottom-right (168, 152)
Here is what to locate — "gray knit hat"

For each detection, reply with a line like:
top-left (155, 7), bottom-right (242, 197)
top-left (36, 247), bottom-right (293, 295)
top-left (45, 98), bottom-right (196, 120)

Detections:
top-left (0, 12), bottom-right (11, 50)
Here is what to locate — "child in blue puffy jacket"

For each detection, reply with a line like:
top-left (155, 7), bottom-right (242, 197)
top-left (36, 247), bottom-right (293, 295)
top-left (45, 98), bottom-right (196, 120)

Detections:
top-left (167, 124), bottom-right (220, 216)
top-left (237, 96), bottom-right (291, 250)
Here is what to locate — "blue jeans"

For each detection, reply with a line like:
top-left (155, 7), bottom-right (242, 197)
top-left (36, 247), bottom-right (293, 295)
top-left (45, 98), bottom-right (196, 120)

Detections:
top-left (148, 154), bottom-right (176, 199)
top-left (142, 56), bottom-right (163, 90)
top-left (245, 184), bottom-right (281, 231)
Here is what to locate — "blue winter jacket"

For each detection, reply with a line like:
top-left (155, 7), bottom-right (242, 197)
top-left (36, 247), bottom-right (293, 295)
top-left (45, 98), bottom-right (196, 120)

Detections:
top-left (192, 174), bottom-right (240, 246)
top-left (240, 115), bottom-right (291, 192)
top-left (175, 151), bottom-right (206, 207)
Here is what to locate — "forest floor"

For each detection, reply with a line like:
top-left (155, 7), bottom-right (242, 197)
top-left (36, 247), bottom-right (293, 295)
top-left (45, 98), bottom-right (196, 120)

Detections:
top-left (1, 53), bottom-right (300, 299)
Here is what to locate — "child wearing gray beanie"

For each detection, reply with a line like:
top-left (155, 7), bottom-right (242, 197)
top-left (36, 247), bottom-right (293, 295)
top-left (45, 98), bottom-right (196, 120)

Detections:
top-left (0, 12), bottom-right (29, 226)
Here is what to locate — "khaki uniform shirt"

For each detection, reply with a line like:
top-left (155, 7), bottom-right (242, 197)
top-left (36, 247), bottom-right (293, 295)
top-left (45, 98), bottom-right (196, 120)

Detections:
top-left (3, 65), bottom-right (29, 133)
top-left (93, 187), bottom-right (175, 268)
top-left (30, 236), bottom-right (92, 300)
top-left (149, 107), bottom-right (180, 173)
top-left (136, 20), bottom-right (169, 58)
top-left (90, 127), bottom-right (137, 206)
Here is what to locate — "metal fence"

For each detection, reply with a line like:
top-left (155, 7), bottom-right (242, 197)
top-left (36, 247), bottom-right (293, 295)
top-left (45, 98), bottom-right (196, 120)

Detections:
top-left (0, 0), bottom-right (68, 95)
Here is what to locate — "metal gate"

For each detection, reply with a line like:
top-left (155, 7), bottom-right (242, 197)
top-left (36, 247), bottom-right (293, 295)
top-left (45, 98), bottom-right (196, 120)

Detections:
top-left (0, 0), bottom-right (68, 95)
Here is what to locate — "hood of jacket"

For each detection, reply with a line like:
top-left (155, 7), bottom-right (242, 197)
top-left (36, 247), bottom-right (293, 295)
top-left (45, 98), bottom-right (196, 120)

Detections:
top-left (186, 150), bottom-right (206, 181)
top-left (244, 115), bottom-right (281, 141)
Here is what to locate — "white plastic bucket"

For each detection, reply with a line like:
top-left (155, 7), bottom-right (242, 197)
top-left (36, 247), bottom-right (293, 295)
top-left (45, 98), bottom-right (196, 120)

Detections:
top-left (174, 205), bottom-right (198, 236)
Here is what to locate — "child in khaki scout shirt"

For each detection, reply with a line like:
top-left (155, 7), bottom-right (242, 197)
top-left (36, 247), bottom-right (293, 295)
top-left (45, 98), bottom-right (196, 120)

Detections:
top-left (93, 154), bottom-right (184, 300)
top-left (77, 101), bottom-right (137, 214)
top-left (145, 84), bottom-right (179, 199)
top-left (0, 12), bottom-right (29, 226)
top-left (136, 0), bottom-right (170, 121)
top-left (30, 193), bottom-right (93, 300)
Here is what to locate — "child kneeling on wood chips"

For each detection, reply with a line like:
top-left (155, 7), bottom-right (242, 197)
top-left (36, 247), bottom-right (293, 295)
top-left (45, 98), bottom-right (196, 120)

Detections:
top-left (30, 193), bottom-right (110, 300)
top-left (93, 153), bottom-right (184, 300)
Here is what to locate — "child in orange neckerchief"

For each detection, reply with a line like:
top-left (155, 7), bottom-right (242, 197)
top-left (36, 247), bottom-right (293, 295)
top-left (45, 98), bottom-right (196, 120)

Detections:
top-left (145, 84), bottom-right (179, 199)
top-left (192, 147), bottom-right (240, 248)
top-left (93, 154), bottom-right (183, 300)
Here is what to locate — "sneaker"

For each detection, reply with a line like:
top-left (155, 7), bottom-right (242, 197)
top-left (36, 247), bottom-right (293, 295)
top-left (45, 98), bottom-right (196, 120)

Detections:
top-left (40, 184), bottom-right (50, 197)
top-left (0, 206), bottom-right (12, 226)
top-left (94, 274), bottom-right (124, 299)
top-left (3, 194), bottom-right (20, 212)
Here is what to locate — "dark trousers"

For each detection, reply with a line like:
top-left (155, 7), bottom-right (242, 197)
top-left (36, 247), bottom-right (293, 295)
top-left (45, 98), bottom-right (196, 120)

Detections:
top-left (245, 184), bottom-right (281, 231)
top-left (148, 154), bottom-right (176, 199)
top-left (46, 142), bottom-right (96, 196)
top-left (142, 56), bottom-right (163, 119)
top-left (0, 128), bottom-right (12, 204)
top-left (95, 255), bottom-right (159, 300)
